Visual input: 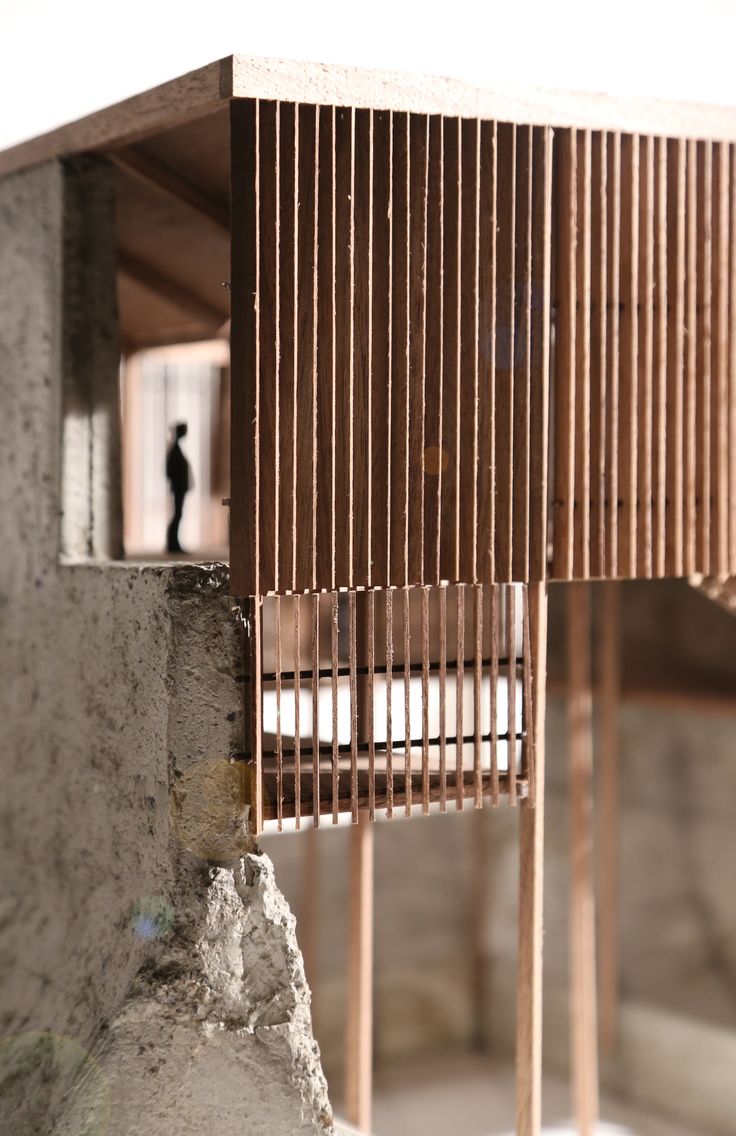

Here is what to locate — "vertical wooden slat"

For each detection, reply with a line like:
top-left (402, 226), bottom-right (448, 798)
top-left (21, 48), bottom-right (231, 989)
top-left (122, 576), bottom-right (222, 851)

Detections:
top-left (477, 120), bottom-right (497, 583)
top-left (440, 118), bottom-right (459, 583)
top-left (294, 103), bottom-right (317, 592)
top-left (349, 590), bottom-right (359, 824)
top-left (713, 142), bottom-right (730, 576)
top-left (697, 141), bottom-right (713, 575)
top-left (390, 114), bottom-right (409, 587)
top-left (439, 584), bottom-right (448, 812)
top-left (403, 117), bottom-right (412, 588)
top-left (331, 590), bottom-right (339, 824)
top-left (408, 115), bottom-right (430, 585)
top-left (385, 588), bottom-right (394, 818)
top-left (685, 139), bottom-right (698, 576)
top-left (367, 590), bottom-right (376, 822)
top-left (315, 105), bottom-right (335, 591)
top-left (490, 584), bottom-right (500, 806)
top-left (456, 586), bottom-right (465, 809)
top-left (290, 104), bottom-right (299, 591)
top-left (458, 118), bottom-right (480, 585)
top-left (507, 585), bottom-right (518, 806)
top-left (334, 108), bottom-right (353, 587)
top-left (403, 586), bottom-right (412, 817)
top-left (513, 126), bottom-right (533, 581)
top-left (495, 122), bottom-right (517, 582)
top-left (530, 126), bottom-right (552, 582)
top-left (653, 135), bottom-right (667, 577)
top-left (574, 130), bottom-right (592, 580)
top-left (473, 583), bottom-right (483, 807)
top-left (274, 103), bottom-right (293, 591)
top-left (619, 133), bottom-right (639, 578)
top-left (368, 112), bottom-right (390, 586)
top-left (348, 108), bottom-right (356, 585)
top-left (421, 586), bottom-right (431, 813)
top-left (730, 145), bottom-right (736, 573)
top-left (275, 595), bottom-right (284, 831)
top-left (294, 594), bottom-right (301, 827)
top-left (311, 591), bottom-right (320, 825)
top-left (522, 587), bottom-right (535, 806)
top-left (274, 102), bottom-right (283, 592)
top-left (516, 581), bottom-right (547, 1136)
top-left (666, 139), bottom-right (686, 577)
top-left (366, 110), bottom-right (374, 588)
top-left (353, 109), bottom-right (372, 588)
top-left (345, 810), bottom-right (374, 1132)
top-left (423, 116), bottom-right (445, 584)
top-left (330, 107), bottom-right (338, 589)
top-left (606, 133), bottom-right (622, 578)
top-left (553, 128), bottom-right (577, 580)
top-left (259, 101), bottom-right (280, 594)
top-left (590, 131), bottom-right (608, 579)
top-left (246, 596), bottom-right (263, 835)
top-left (597, 582), bottom-right (621, 1054)
top-left (310, 105), bottom-right (320, 592)
top-left (638, 135), bottom-right (654, 578)
top-left (567, 582), bottom-right (599, 1136)
top-left (454, 119), bottom-right (464, 583)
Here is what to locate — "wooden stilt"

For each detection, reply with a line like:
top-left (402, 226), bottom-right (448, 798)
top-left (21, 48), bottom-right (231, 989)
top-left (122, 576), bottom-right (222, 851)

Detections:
top-left (345, 810), bottom-right (374, 1132)
top-left (597, 581), bottom-right (621, 1054)
top-left (516, 582), bottom-right (547, 1136)
top-left (300, 820), bottom-right (320, 1024)
top-left (470, 806), bottom-right (490, 1050)
top-left (567, 583), bottom-right (599, 1135)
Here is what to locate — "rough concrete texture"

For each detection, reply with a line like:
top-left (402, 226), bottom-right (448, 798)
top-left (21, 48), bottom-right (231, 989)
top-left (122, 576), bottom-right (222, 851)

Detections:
top-left (0, 159), bottom-right (332, 1135)
top-left (55, 855), bottom-right (332, 1136)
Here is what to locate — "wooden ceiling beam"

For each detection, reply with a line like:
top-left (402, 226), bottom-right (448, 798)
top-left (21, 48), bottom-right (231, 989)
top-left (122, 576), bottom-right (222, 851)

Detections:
top-left (110, 147), bottom-right (229, 231)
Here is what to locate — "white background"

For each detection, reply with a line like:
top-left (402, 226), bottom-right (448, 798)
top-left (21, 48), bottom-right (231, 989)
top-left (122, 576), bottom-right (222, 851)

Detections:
top-left (1, 0), bottom-right (736, 151)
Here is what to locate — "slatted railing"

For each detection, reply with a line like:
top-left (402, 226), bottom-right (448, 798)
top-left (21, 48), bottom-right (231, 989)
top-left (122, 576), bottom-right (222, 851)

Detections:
top-left (242, 582), bottom-right (539, 833)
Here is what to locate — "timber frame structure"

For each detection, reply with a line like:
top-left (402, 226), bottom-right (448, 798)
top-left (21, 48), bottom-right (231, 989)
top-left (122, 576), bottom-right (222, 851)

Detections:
top-left (3, 54), bottom-right (736, 1136)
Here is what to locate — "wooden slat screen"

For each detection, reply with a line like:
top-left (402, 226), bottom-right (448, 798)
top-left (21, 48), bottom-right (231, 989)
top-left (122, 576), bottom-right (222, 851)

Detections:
top-left (230, 98), bottom-right (736, 829)
top-left (241, 582), bottom-right (539, 834)
top-left (230, 100), bottom-right (553, 596)
top-left (551, 129), bottom-right (736, 580)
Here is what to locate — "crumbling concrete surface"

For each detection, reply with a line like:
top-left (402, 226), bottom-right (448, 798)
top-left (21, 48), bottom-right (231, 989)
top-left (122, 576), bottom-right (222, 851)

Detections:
top-left (56, 856), bottom-right (332, 1136)
top-left (0, 157), bottom-right (333, 1135)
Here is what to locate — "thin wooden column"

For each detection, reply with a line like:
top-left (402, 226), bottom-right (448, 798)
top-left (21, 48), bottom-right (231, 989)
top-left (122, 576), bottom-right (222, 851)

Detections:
top-left (567, 583), bottom-right (599, 1135)
top-left (470, 807), bottom-right (490, 1049)
top-left (300, 821), bottom-right (321, 1023)
top-left (345, 591), bottom-right (375, 1131)
top-left (516, 582), bottom-right (547, 1136)
top-left (597, 582), bottom-right (621, 1054)
top-left (345, 810), bottom-right (374, 1131)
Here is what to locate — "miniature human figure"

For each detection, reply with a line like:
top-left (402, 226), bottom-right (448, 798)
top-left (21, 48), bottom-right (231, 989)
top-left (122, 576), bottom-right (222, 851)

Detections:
top-left (166, 422), bottom-right (192, 553)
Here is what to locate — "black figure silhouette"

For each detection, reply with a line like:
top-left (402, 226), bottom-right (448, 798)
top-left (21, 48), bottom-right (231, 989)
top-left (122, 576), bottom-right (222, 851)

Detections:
top-left (166, 422), bottom-right (192, 553)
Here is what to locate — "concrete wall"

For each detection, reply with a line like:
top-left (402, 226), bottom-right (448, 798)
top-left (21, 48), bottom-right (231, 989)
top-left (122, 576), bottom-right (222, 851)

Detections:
top-left (0, 158), bottom-right (331, 1135)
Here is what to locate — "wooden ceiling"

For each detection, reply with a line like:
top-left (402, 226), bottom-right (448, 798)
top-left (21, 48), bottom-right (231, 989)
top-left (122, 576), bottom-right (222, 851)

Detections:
top-left (3, 54), bottom-right (736, 352)
top-left (110, 107), bottom-right (231, 352)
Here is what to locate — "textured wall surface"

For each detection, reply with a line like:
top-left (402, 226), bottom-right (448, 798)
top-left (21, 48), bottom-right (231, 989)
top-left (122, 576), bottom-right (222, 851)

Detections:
top-left (0, 159), bottom-right (332, 1135)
